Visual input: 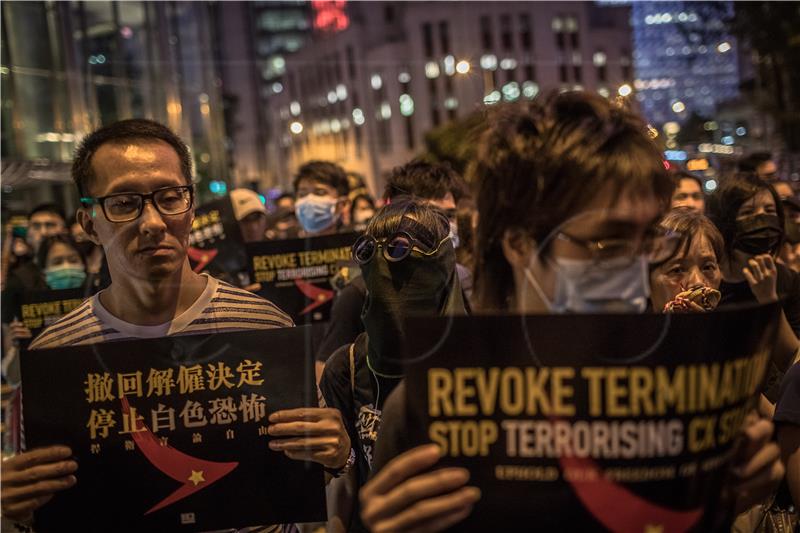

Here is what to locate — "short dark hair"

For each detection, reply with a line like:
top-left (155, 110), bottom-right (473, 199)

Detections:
top-left (384, 160), bottom-right (467, 202)
top-left (36, 234), bottom-right (86, 270)
top-left (72, 118), bottom-right (193, 197)
top-left (707, 173), bottom-right (785, 260)
top-left (351, 193), bottom-right (376, 211)
top-left (292, 161), bottom-right (349, 197)
top-left (672, 169), bottom-right (703, 192)
top-left (655, 208), bottom-right (724, 269)
top-left (29, 203), bottom-right (66, 223)
top-left (366, 197), bottom-right (450, 250)
top-left (471, 91), bottom-right (674, 310)
top-left (738, 152), bottom-right (773, 173)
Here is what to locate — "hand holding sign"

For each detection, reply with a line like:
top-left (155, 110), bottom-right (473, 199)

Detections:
top-left (8, 320), bottom-right (32, 343)
top-left (268, 407), bottom-right (351, 469)
top-left (359, 444), bottom-right (481, 533)
top-left (1, 446), bottom-right (77, 522)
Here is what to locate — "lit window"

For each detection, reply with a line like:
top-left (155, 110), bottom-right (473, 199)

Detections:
top-left (480, 54), bottom-right (498, 70)
top-left (551, 17), bottom-right (563, 32)
top-left (425, 61), bottom-right (440, 78)
top-left (593, 52), bottom-right (607, 66)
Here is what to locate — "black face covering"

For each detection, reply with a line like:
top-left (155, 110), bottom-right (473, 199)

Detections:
top-left (361, 219), bottom-right (465, 377)
top-left (733, 214), bottom-right (783, 255)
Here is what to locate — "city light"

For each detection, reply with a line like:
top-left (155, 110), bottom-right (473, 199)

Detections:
top-left (209, 180), bottom-right (227, 195)
top-left (380, 102), bottom-right (391, 120)
top-left (671, 100), bottom-right (686, 113)
top-left (704, 179), bottom-right (718, 192)
top-left (327, 91), bottom-right (337, 104)
top-left (289, 121), bottom-right (303, 134)
top-left (331, 119), bottom-right (341, 133)
top-left (500, 58), bottom-right (518, 71)
top-left (272, 82), bottom-right (283, 94)
top-left (663, 121), bottom-right (680, 135)
top-left (483, 90), bottom-right (501, 105)
top-left (704, 121), bottom-right (719, 131)
top-left (455, 60), bottom-right (470, 74)
top-left (336, 84), bottom-right (347, 100)
top-left (399, 94), bottom-right (414, 116)
top-left (398, 72), bottom-right (411, 83)
top-left (593, 52), bottom-right (607, 67)
top-left (618, 84), bottom-right (632, 97)
top-left (598, 87), bottom-right (610, 98)
top-left (352, 108), bottom-right (365, 125)
top-left (721, 135), bottom-right (734, 145)
top-left (444, 55), bottom-right (456, 76)
top-left (425, 61), bottom-right (440, 79)
top-left (522, 81), bottom-right (540, 99)
top-left (371, 74), bottom-right (383, 90)
top-left (290, 101), bottom-right (301, 116)
top-left (735, 126), bottom-right (747, 136)
top-left (480, 54), bottom-right (498, 70)
top-left (444, 97), bottom-right (458, 110)
top-left (502, 82), bottom-right (520, 102)
top-left (717, 42), bottom-right (732, 53)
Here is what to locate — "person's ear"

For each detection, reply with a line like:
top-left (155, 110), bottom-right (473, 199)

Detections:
top-left (76, 207), bottom-right (102, 246)
top-left (501, 227), bottom-right (537, 270)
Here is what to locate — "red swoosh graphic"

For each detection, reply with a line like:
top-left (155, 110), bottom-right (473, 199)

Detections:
top-left (559, 453), bottom-right (703, 532)
top-left (187, 247), bottom-right (218, 273)
top-left (295, 279), bottom-right (335, 315)
top-left (121, 397), bottom-right (239, 514)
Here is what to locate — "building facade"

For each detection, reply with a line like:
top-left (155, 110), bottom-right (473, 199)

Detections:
top-left (267, 1), bottom-right (633, 194)
top-left (630, 1), bottom-right (740, 126)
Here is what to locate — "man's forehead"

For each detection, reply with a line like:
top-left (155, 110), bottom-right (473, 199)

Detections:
top-left (30, 211), bottom-right (64, 222)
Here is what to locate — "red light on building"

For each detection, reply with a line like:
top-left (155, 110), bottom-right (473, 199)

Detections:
top-left (312, 0), bottom-right (349, 33)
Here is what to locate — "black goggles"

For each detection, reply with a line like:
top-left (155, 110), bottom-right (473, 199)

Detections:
top-left (352, 232), bottom-right (451, 264)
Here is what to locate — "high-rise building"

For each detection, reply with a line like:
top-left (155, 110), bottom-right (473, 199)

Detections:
top-left (266, 1), bottom-right (633, 194)
top-left (630, 1), bottom-right (740, 126)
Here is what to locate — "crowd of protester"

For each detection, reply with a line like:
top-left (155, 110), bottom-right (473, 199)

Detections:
top-left (1, 90), bottom-right (799, 532)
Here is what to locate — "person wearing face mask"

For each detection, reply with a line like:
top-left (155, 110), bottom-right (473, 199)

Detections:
top-left (350, 194), bottom-right (376, 232)
top-left (293, 160), bottom-right (350, 237)
top-left (319, 199), bottom-right (464, 532)
top-left (359, 92), bottom-right (787, 533)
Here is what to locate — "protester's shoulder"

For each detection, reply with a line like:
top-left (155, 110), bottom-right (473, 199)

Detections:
top-left (28, 297), bottom-right (98, 350)
top-left (775, 361), bottom-right (800, 426)
top-left (210, 279), bottom-right (294, 327)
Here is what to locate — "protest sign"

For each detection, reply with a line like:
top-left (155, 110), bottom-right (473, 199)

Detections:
top-left (21, 327), bottom-right (326, 532)
top-left (404, 305), bottom-right (779, 531)
top-left (17, 288), bottom-right (87, 341)
top-left (246, 233), bottom-right (358, 323)
top-left (187, 196), bottom-right (247, 282)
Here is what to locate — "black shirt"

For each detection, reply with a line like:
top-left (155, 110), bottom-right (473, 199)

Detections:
top-left (316, 277), bottom-right (366, 362)
top-left (776, 362), bottom-right (800, 427)
top-left (319, 332), bottom-right (402, 532)
top-left (718, 263), bottom-right (800, 337)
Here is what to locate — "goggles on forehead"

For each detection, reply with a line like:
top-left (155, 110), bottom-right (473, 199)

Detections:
top-left (352, 232), bottom-right (451, 265)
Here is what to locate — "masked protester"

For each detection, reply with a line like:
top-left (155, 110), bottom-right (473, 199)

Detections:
top-left (359, 92), bottom-right (788, 533)
top-left (293, 160), bottom-right (350, 236)
top-left (707, 175), bottom-right (800, 378)
top-left (37, 235), bottom-right (88, 290)
top-left (320, 199), bottom-right (464, 532)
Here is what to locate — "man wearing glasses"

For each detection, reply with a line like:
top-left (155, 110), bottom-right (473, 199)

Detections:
top-left (1, 119), bottom-right (352, 530)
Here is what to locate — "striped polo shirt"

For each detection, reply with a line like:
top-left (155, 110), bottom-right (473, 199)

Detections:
top-left (29, 274), bottom-right (293, 349)
top-left (18, 275), bottom-right (299, 533)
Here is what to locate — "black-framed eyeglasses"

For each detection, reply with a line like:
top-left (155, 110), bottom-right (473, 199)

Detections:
top-left (556, 226), bottom-right (682, 266)
top-left (353, 232), bottom-right (450, 264)
top-left (80, 185), bottom-right (194, 223)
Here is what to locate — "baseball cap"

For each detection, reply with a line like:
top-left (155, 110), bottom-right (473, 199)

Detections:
top-left (230, 189), bottom-right (267, 221)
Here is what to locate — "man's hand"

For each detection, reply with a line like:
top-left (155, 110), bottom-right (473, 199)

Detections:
top-left (360, 444), bottom-right (481, 533)
top-left (1, 446), bottom-right (77, 522)
top-left (268, 408), bottom-right (350, 469)
top-left (742, 254), bottom-right (779, 304)
top-left (8, 320), bottom-right (32, 344)
top-left (730, 419), bottom-right (784, 514)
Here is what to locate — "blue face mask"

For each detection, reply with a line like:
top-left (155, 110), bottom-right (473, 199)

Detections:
top-left (45, 265), bottom-right (87, 290)
top-left (525, 255), bottom-right (650, 314)
top-left (295, 195), bottom-right (338, 234)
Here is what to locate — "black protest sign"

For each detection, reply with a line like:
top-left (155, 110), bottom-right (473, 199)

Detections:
top-left (404, 305), bottom-right (779, 532)
top-left (21, 327), bottom-right (326, 532)
top-left (246, 232), bottom-right (358, 323)
top-left (187, 196), bottom-right (247, 281)
top-left (18, 288), bottom-right (88, 340)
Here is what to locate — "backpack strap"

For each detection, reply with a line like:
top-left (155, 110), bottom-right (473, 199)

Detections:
top-left (348, 343), bottom-right (356, 398)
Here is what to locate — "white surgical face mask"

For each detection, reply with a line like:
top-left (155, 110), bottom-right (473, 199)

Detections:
top-left (524, 254), bottom-right (650, 314)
